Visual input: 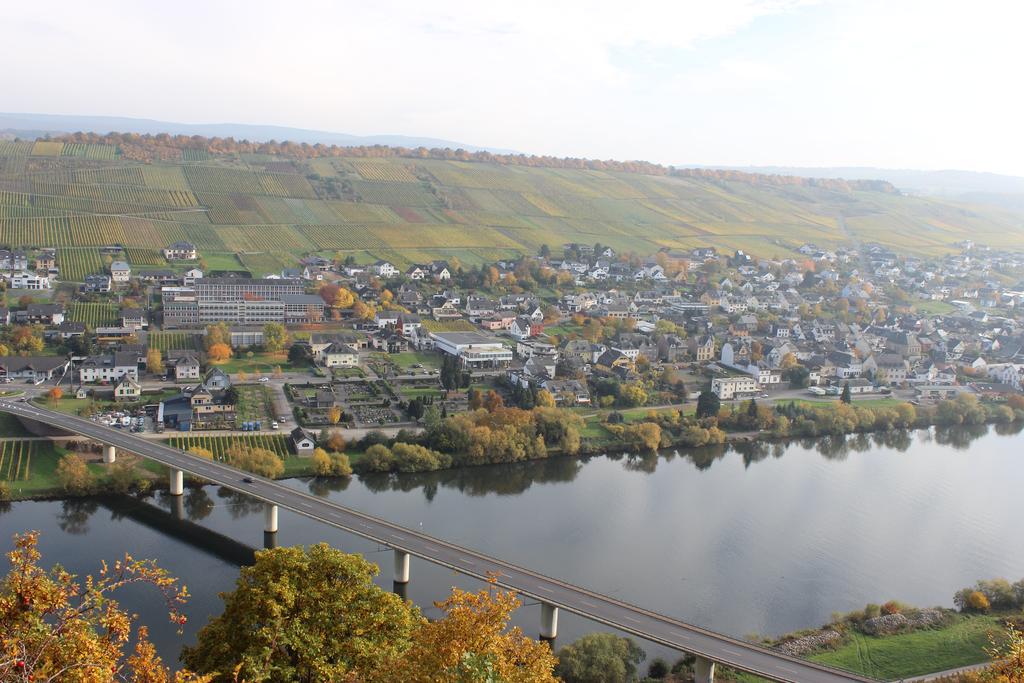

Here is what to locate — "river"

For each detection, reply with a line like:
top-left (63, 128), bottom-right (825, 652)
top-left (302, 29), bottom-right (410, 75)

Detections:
top-left (1, 423), bottom-right (1023, 668)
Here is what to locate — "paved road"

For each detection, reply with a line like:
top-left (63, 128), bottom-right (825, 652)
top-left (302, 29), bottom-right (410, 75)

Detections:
top-left (0, 399), bottom-right (875, 683)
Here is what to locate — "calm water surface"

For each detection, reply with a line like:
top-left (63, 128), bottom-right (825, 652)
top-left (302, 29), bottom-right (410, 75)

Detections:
top-left (1, 424), bottom-right (1022, 666)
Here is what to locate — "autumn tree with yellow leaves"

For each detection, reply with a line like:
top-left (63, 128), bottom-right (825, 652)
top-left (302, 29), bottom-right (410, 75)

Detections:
top-left (0, 532), bottom-right (207, 683)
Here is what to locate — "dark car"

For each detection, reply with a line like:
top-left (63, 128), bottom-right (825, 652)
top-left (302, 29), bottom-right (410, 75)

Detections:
top-left (242, 477), bottom-right (254, 484)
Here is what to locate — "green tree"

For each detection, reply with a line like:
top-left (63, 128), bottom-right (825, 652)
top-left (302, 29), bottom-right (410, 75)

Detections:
top-left (262, 322), bottom-right (289, 353)
top-left (840, 382), bottom-right (852, 404)
top-left (182, 544), bottom-right (418, 682)
top-left (695, 390), bottom-right (721, 419)
top-left (556, 632), bottom-right (646, 683)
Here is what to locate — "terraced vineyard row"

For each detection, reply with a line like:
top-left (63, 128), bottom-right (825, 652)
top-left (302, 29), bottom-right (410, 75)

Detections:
top-left (148, 331), bottom-right (198, 352)
top-left (0, 441), bottom-right (37, 482)
top-left (167, 434), bottom-right (291, 460)
top-left (67, 302), bottom-right (120, 327)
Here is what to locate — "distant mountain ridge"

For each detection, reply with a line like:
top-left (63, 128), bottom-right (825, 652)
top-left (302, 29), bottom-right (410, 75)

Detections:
top-left (0, 112), bottom-right (515, 154)
top-left (695, 165), bottom-right (1024, 209)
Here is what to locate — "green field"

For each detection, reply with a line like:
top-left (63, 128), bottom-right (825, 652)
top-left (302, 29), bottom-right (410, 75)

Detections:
top-left (0, 440), bottom-right (68, 496)
top-left (808, 614), bottom-right (1005, 679)
top-left (1, 140), bottom-right (1020, 268)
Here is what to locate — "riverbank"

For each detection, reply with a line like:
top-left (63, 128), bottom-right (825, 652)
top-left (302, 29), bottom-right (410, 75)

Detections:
top-left (4, 390), bottom-right (1023, 501)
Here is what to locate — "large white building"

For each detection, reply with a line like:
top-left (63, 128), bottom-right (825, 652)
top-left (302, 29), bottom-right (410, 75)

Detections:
top-left (711, 375), bottom-right (760, 400)
top-left (431, 332), bottom-right (512, 368)
top-left (78, 352), bottom-right (139, 384)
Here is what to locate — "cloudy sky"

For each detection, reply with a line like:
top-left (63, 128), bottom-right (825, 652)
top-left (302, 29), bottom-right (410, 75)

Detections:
top-left (4, 0), bottom-right (1022, 174)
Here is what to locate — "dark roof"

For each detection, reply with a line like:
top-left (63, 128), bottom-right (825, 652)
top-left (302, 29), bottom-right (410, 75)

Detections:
top-left (291, 427), bottom-right (314, 443)
top-left (0, 356), bottom-right (68, 372)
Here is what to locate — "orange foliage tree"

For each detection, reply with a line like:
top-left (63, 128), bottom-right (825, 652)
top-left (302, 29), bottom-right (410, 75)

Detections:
top-left (0, 531), bottom-right (206, 682)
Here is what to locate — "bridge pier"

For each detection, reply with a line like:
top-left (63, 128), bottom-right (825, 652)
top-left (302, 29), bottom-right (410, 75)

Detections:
top-left (263, 531), bottom-right (278, 549)
top-left (264, 503), bottom-right (279, 533)
top-left (393, 549), bottom-right (410, 584)
top-left (102, 445), bottom-right (116, 464)
top-left (540, 602), bottom-right (558, 640)
top-left (694, 656), bottom-right (715, 683)
top-left (172, 494), bottom-right (185, 520)
top-left (169, 468), bottom-right (184, 496)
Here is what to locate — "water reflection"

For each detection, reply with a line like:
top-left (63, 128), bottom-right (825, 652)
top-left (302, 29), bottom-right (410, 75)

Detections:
top-left (215, 487), bottom-right (264, 518)
top-left (934, 424), bottom-right (990, 449)
top-left (353, 456), bottom-right (583, 499)
top-left (57, 499), bottom-right (99, 534)
top-left (185, 488), bottom-right (215, 521)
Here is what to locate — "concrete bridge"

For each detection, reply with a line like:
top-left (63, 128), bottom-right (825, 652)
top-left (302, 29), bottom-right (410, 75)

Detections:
top-left (0, 400), bottom-right (875, 683)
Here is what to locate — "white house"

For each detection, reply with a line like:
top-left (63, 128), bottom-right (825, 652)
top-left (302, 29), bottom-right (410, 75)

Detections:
top-left (711, 375), bottom-right (759, 400)
top-left (371, 260), bottom-right (398, 278)
top-left (8, 272), bottom-right (50, 289)
top-left (110, 261), bottom-right (131, 283)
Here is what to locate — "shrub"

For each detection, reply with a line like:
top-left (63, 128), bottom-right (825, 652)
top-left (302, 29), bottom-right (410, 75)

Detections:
top-left (881, 600), bottom-right (902, 615)
top-left (647, 658), bottom-right (669, 679)
top-left (967, 591), bottom-right (991, 613)
top-left (363, 444), bottom-right (394, 472)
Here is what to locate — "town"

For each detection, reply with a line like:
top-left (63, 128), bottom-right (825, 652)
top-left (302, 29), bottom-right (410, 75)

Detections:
top-left (1, 237), bottom-right (1022, 463)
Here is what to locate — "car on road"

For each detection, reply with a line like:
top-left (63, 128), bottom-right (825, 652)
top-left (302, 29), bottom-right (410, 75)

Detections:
top-left (242, 476), bottom-right (254, 484)
top-left (258, 377), bottom-right (270, 383)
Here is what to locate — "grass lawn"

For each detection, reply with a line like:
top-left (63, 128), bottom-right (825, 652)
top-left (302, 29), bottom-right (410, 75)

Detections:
top-left (913, 300), bottom-right (957, 316)
top-left (212, 351), bottom-right (299, 375)
top-left (808, 614), bottom-right (1006, 679)
top-left (0, 441), bottom-right (72, 498)
top-left (390, 351), bottom-right (443, 371)
top-left (399, 387), bottom-right (443, 399)
top-left (202, 252), bottom-right (245, 272)
top-left (776, 398), bottom-right (906, 410)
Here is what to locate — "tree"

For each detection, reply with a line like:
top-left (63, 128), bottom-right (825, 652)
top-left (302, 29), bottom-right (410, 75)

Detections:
top-left (310, 448), bottom-right (333, 476)
top-left (224, 444), bottom-right (283, 478)
top-left (46, 386), bottom-right (63, 405)
top-left (332, 287), bottom-right (356, 308)
top-left (376, 580), bottom-right (557, 683)
top-left (288, 343), bottom-right (312, 364)
top-left (0, 532), bottom-right (203, 683)
top-left (326, 431), bottom-right (346, 452)
top-left (10, 325), bottom-right (43, 353)
top-left (535, 389), bottom-right (556, 408)
top-left (840, 382), bottom-right (852, 404)
top-left (483, 390), bottom-right (505, 413)
top-left (188, 447), bottom-right (214, 460)
top-left (207, 343), bottom-right (232, 363)
top-left (785, 365), bottom-right (810, 389)
top-left (205, 322), bottom-right (231, 350)
top-left (55, 454), bottom-right (94, 494)
top-left (262, 323), bottom-right (289, 353)
top-left (963, 624), bottom-right (1024, 682)
top-left (695, 390), bottom-right (721, 419)
top-left (147, 348), bottom-right (164, 375)
top-left (183, 544), bottom-right (417, 682)
top-left (618, 382), bottom-right (648, 407)
top-left (327, 405), bottom-right (342, 424)
top-left (556, 632), bottom-right (646, 683)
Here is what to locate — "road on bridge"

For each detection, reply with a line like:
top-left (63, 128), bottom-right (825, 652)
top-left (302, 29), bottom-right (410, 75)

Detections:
top-left (0, 400), bottom-right (875, 683)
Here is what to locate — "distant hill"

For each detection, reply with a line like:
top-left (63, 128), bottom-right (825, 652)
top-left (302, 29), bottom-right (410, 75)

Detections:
top-left (697, 165), bottom-right (1024, 211)
top-left (0, 112), bottom-right (514, 154)
top-left (0, 136), bottom-right (1022, 283)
